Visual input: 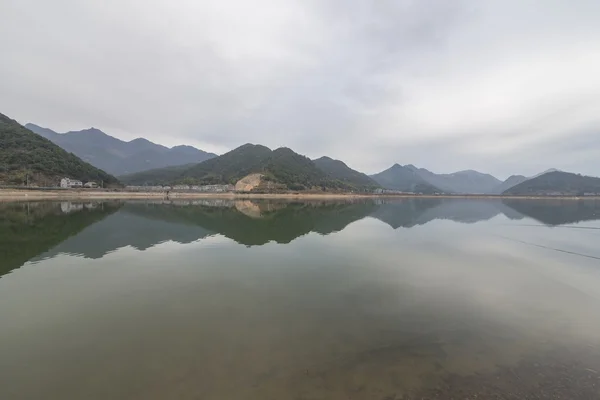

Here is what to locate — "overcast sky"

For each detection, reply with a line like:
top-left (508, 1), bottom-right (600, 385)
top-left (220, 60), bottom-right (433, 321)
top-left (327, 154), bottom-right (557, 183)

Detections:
top-left (1, 0), bottom-right (599, 178)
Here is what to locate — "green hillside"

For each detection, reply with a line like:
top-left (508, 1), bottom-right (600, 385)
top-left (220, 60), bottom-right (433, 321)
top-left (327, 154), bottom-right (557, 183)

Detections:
top-left (121, 144), bottom-right (363, 191)
top-left (158, 144), bottom-right (273, 185)
top-left (119, 163), bottom-right (196, 186)
top-left (503, 171), bottom-right (600, 195)
top-left (180, 144), bottom-right (330, 190)
top-left (313, 156), bottom-right (380, 191)
top-left (0, 113), bottom-right (119, 186)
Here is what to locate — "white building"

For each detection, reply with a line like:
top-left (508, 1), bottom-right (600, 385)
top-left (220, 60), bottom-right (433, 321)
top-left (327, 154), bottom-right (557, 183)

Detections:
top-left (84, 182), bottom-right (98, 188)
top-left (173, 185), bottom-right (191, 190)
top-left (60, 178), bottom-right (83, 188)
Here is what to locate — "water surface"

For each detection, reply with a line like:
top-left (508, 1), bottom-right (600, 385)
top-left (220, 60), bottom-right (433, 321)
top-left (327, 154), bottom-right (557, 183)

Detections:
top-left (1, 198), bottom-right (600, 399)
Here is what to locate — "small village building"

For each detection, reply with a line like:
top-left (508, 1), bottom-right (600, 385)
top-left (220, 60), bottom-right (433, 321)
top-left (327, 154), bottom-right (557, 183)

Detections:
top-left (60, 178), bottom-right (83, 188)
top-left (173, 185), bottom-right (191, 190)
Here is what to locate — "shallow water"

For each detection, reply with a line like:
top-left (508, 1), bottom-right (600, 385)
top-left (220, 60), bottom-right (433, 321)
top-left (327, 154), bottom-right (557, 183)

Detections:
top-left (1, 198), bottom-right (600, 399)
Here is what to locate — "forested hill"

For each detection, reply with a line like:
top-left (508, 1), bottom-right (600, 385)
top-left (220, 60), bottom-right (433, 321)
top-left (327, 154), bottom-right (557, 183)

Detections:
top-left (313, 156), bottom-right (380, 190)
top-left (0, 113), bottom-right (119, 186)
top-left (121, 144), bottom-right (377, 191)
top-left (503, 171), bottom-right (600, 195)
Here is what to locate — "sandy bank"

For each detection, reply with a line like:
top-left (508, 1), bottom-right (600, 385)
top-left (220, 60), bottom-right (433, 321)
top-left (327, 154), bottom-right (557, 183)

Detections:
top-left (1, 189), bottom-right (598, 201)
top-left (0, 189), bottom-right (371, 201)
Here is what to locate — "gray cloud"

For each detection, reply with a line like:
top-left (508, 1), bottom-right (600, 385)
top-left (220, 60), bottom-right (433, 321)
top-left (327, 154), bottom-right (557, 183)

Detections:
top-left (1, 0), bottom-right (599, 178)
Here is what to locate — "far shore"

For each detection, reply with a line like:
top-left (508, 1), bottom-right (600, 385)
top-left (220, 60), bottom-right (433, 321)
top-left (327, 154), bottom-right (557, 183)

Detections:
top-left (1, 189), bottom-right (599, 201)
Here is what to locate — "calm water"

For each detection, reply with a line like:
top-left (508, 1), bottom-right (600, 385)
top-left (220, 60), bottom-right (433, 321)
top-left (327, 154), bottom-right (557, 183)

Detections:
top-left (1, 198), bottom-right (600, 399)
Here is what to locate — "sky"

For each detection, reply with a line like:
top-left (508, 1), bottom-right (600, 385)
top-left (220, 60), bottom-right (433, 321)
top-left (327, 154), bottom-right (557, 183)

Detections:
top-left (1, 0), bottom-right (600, 179)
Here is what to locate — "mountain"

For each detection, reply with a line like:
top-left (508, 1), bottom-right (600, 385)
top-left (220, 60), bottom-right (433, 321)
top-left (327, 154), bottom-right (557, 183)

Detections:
top-left (313, 156), bottom-right (380, 190)
top-left (370, 164), bottom-right (442, 194)
top-left (503, 171), bottom-right (600, 195)
top-left (533, 168), bottom-right (560, 178)
top-left (405, 165), bottom-right (501, 194)
top-left (25, 123), bottom-right (217, 176)
top-left (491, 170), bottom-right (562, 194)
top-left (491, 175), bottom-right (528, 194)
top-left (182, 144), bottom-right (329, 190)
top-left (121, 143), bottom-right (361, 191)
top-left (0, 113), bottom-right (119, 186)
top-left (117, 163), bottom-right (196, 186)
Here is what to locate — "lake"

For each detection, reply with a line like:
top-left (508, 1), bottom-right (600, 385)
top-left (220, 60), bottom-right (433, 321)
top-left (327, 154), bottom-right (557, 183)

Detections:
top-left (1, 198), bottom-right (600, 399)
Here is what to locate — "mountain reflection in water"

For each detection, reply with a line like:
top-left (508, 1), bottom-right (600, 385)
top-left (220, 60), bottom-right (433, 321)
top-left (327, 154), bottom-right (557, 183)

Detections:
top-left (1, 198), bottom-right (600, 399)
top-left (1, 198), bottom-right (599, 274)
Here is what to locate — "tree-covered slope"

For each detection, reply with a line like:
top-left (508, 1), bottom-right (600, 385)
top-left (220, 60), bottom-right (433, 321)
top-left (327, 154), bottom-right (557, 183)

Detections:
top-left (0, 113), bottom-right (119, 186)
top-left (119, 164), bottom-right (197, 186)
top-left (181, 143), bottom-right (273, 185)
top-left (180, 144), bottom-right (330, 189)
top-left (121, 144), bottom-right (361, 191)
top-left (313, 156), bottom-right (380, 191)
top-left (503, 171), bottom-right (600, 195)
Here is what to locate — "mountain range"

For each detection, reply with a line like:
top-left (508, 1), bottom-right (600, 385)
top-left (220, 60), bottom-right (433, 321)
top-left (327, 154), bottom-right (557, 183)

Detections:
top-left (0, 113), bottom-right (119, 186)
top-left (25, 123), bottom-right (217, 176)
top-left (2, 115), bottom-right (598, 195)
top-left (368, 164), bottom-right (589, 195)
top-left (369, 164), bottom-right (535, 194)
top-left (406, 165), bottom-right (502, 194)
top-left (504, 171), bottom-right (600, 196)
top-left (122, 144), bottom-right (380, 191)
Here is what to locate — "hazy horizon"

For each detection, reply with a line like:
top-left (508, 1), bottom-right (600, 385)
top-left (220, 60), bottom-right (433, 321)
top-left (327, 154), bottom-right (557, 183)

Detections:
top-left (16, 120), bottom-right (578, 180)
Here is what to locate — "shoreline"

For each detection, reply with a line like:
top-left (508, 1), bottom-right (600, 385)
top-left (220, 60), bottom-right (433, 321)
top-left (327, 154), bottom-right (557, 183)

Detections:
top-left (1, 189), bottom-right (599, 201)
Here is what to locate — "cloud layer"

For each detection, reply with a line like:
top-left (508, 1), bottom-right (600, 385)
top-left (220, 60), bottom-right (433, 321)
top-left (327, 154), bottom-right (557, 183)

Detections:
top-left (1, 0), bottom-right (599, 178)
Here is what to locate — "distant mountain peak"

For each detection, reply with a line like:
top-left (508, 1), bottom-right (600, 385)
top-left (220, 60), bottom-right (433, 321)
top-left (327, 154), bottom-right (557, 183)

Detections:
top-left (24, 122), bottom-right (46, 130)
top-left (370, 164), bottom-right (441, 193)
top-left (314, 156), bottom-right (349, 167)
top-left (315, 156), bottom-right (334, 162)
top-left (453, 169), bottom-right (486, 176)
top-left (130, 137), bottom-right (152, 144)
top-left (504, 170), bottom-right (600, 195)
top-left (379, 164), bottom-right (501, 194)
top-left (25, 122), bottom-right (218, 176)
top-left (273, 146), bottom-right (294, 153)
top-left (79, 127), bottom-right (105, 135)
top-left (236, 143), bottom-right (271, 152)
